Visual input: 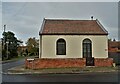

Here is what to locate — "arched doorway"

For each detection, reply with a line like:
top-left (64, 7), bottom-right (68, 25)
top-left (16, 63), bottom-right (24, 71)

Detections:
top-left (83, 38), bottom-right (94, 66)
top-left (83, 38), bottom-right (92, 58)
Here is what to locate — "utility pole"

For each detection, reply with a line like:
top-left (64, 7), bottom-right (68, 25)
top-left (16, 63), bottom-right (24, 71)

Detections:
top-left (2, 25), bottom-right (7, 60)
top-left (4, 25), bottom-right (9, 59)
top-left (6, 41), bottom-right (9, 59)
top-left (3, 25), bottom-right (6, 50)
top-left (4, 25), bottom-right (6, 33)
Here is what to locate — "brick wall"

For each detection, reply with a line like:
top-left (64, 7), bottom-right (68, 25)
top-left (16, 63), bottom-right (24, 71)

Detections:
top-left (25, 58), bottom-right (86, 69)
top-left (94, 58), bottom-right (113, 67)
top-left (25, 58), bottom-right (113, 69)
top-left (108, 47), bottom-right (118, 52)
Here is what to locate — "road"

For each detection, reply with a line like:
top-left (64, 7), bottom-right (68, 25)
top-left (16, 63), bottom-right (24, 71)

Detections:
top-left (1, 59), bottom-right (120, 83)
top-left (2, 59), bottom-right (25, 73)
top-left (2, 72), bottom-right (119, 82)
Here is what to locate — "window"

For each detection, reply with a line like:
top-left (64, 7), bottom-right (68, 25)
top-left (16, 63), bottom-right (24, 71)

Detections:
top-left (83, 39), bottom-right (92, 58)
top-left (56, 38), bottom-right (66, 55)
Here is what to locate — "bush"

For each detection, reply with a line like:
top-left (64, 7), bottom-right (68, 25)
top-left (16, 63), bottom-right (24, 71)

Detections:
top-left (29, 53), bottom-right (34, 56)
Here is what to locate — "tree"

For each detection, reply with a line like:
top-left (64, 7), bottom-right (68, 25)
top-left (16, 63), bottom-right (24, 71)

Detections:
top-left (2, 31), bottom-right (23, 60)
top-left (26, 37), bottom-right (39, 56)
top-left (108, 38), bottom-right (112, 42)
top-left (113, 39), bottom-right (116, 41)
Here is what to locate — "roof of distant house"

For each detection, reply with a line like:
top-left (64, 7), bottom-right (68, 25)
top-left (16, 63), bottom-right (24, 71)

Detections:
top-left (39, 18), bottom-right (108, 35)
top-left (108, 40), bottom-right (120, 48)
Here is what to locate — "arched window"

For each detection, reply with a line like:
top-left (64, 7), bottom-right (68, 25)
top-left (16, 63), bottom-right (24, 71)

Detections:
top-left (83, 38), bottom-right (92, 58)
top-left (56, 38), bottom-right (66, 55)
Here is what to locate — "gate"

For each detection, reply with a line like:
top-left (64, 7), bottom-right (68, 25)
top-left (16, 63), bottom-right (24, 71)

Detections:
top-left (86, 57), bottom-right (94, 66)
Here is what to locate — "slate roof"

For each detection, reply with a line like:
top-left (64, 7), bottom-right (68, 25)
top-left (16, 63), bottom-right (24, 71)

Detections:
top-left (39, 18), bottom-right (108, 35)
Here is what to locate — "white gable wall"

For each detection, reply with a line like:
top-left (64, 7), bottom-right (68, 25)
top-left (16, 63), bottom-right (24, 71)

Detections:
top-left (39, 35), bottom-right (108, 58)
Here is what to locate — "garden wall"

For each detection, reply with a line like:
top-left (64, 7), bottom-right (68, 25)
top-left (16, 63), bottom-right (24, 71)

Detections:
top-left (25, 58), bottom-right (113, 69)
top-left (94, 58), bottom-right (113, 67)
top-left (25, 58), bottom-right (86, 69)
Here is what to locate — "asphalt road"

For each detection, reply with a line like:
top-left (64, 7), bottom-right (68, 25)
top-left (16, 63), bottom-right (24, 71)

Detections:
top-left (1, 59), bottom-right (120, 83)
top-left (2, 59), bottom-right (25, 73)
top-left (2, 72), bottom-right (119, 82)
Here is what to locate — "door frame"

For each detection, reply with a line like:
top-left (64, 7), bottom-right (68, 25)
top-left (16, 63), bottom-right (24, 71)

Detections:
top-left (82, 38), bottom-right (94, 66)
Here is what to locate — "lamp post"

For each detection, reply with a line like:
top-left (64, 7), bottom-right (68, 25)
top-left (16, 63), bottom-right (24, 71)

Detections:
top-left (6, 41), bottom-right (9, 59)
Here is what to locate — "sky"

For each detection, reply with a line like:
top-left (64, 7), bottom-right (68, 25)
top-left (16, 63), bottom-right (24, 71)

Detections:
top-left (1, 2), bottom-right (119, 45)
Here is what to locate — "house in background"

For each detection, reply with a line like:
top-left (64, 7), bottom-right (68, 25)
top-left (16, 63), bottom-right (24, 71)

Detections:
top-left (17, 46), bottom-right (27, 56)
top-left (108, 40), bottom-right (120, 53)
top-left (108, 40), bottom-right (120, 65)
top-left (25, 18), bottom-right (113, 69)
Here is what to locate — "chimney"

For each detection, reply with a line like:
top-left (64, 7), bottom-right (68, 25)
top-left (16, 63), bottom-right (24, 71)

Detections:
top-left (91, 16), bottom-right (93, 20)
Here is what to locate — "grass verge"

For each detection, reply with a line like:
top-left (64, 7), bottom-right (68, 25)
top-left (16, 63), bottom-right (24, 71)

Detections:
top-left (8, 66), bottom-right (119, 74)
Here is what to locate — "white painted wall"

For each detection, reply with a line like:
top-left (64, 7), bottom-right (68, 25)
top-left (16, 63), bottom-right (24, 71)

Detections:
top-left (39, 35), bottom-right (108, 58)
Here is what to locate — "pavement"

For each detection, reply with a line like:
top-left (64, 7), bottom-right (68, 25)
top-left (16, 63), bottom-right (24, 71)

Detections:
top-left (1, 56), bottom-right (37, 64)
top-left (1, 59), bottom-right (18, 64)
top-left (6, 65), bottom-right (119, 75)
top-left (1, 58), bottom-right (24, 64)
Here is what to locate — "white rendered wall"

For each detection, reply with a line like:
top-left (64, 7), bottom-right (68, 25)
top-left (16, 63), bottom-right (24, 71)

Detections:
top-left (39, 35), bottom-right (108, 58)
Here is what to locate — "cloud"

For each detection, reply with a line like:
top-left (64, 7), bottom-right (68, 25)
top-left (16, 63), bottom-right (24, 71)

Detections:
top-left (0, 2), bottom-right (2, 39)
top-left (107, 27), bottom-right (118, 39)
top-left (2, 2), bottom-right (119, 45)
top-left (2, 14), bottom-right (41, 43)
top-left (2, 0), bottom-right (120, 2)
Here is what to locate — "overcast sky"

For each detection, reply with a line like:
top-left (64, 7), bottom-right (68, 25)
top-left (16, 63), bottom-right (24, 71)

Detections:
top-left (1, 2), bottom-right (118, 45)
